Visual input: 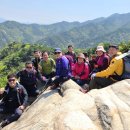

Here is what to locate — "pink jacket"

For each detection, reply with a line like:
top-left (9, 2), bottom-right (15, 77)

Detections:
top-left (72, 62), bottom-right (89, 80)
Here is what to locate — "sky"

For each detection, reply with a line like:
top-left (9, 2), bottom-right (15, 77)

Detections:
top-left (0, 0), bottom-right (130, 24)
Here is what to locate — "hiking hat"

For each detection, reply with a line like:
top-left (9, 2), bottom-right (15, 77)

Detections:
top-left (77, 53), bottom-right (85, 59)
top-left (109, 45), bottom-right (119, 49)
top-left (96, 46), bottom-right (106, 52)
top-left (54, 48), bottom-right (62, 53)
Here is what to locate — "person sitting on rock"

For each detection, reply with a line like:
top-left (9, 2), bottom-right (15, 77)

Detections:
top-left (80, 45), bottom-right (123, 93)
top-left (0, 74), bottom-right (28, 128)
top-left (72, 53), bottom-right (90, 86)
top-left (39, 51), bottom-right (56, 79)
top-left (17, 61), bottom-right (47, 97)
top-left (50, 48), bottom-right (71, 89)
top-left (90, 45), bottom-right (109, 74)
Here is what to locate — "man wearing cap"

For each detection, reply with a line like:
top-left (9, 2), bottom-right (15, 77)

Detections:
top-left (50, 48), bottom-right (71, 89)
top-left (88, 45), bottom-right (123, 90)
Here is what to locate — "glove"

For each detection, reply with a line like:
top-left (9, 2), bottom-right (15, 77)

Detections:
top-left (91, 73), bottom-right (96, 79)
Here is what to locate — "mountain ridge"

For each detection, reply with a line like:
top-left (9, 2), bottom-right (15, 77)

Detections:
top-left (0, 12), bottom-right (130, 48)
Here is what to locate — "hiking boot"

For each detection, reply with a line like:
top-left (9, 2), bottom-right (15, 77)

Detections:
top-left (0, 120), bottom-right (9, 128)
top-left (79, 84), bottom-right (89, 94)
top-left (82, 84), bottom-right (89, 90)
top-left (49, 84), bottom-right (58, 90)
top-left (45, 78), bottom-right (52, 85)
top-left (79, 88), bottom-right (88, 94)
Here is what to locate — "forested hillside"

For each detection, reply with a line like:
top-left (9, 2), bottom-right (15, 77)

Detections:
top-left (0, 42), bottom-right (52, 87)
top-left (0, 13), bottom-right (130, 48)
top-left (0, 41), bottom-right (130, 87)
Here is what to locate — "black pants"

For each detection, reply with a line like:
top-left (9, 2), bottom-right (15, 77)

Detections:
top-left (44, 72), bottom-right (56, 79)
top-left (0, 103), bottom-right (23, 124)
top-left (89, 77), bottom-right (116, 90)
top-left (24, 85), bottom-right (40, 97)
top-left (53, 76), bottom-right (70, 87)
top-left (72, 78), bottom-right (88, 86)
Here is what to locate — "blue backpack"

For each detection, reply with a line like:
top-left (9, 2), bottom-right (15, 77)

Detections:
top-left (121, 56), bottom-right (130, 79)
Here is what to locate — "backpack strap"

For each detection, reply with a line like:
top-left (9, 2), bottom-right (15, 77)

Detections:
top-left (50, 58), bottom-right (54, 68)
top-left (78, 63), bottom-right (87, 77)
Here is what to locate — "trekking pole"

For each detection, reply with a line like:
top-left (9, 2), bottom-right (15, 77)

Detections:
top-left (39, 78), bottom-right (52, 94)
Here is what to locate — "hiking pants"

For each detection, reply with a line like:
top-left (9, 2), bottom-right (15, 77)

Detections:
top-left (89, 77), bottom-right (116, 90)
top-left (44, 72), bottom-right (56, 79)
top-left (0, 103), bottom-right (23, 124)
top-left (72, 78), bottom-right (87, 86)
top-left (53, 76), bottom-right (70, 87)
top-left (24, 85), bottom-right (40, 97)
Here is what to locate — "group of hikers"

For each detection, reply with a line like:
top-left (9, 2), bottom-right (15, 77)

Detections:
top-left (0, 44), bottom-right (129, 128)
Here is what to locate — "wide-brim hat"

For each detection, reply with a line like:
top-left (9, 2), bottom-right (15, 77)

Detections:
top-left (77, 53), bottom-right (85, 59)
top-left (96, 46), bottom-right (106, 52)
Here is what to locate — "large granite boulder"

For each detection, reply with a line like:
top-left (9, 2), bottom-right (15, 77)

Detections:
top-left (2, 79), bottom-right (130, 130)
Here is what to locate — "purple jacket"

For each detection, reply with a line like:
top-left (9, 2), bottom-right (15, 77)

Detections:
top-left (56, 56), bottom-right (71, 77)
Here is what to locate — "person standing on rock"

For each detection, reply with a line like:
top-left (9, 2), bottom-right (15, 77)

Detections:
top-left (0, 74), bottom-right (28, 128)
top-left (50, 48), bottom-right (71, 89)
top-left (65, 45), bottom-right (77, 63)
top-left (31, 50), bottom-right (42, 72)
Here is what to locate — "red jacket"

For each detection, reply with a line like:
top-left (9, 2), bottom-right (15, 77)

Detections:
top-left (72, 62), bottom-right (89, 80)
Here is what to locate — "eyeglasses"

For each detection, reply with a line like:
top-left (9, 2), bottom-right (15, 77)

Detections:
top-left (8, 79), bottom-right (15, 82)
top-left (54, 52), bottom-right (61, 55)
top-left (26, 66), bottom-right (33, 69)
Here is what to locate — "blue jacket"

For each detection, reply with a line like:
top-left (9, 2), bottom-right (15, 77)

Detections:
top-left (56, 56), bottom-right (71, 77)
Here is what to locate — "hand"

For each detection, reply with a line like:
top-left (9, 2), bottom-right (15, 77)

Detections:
top-left (19, 105), bottom-right (25, 110)
top-left (0, 88), bottom-right (4, 95)
top-left (75, 75), bottom-right (80, 79)
top-left (94, 64), bottom-right (98, 68)
top-left (91, 73), bottom-right (96, 79)
top-left (42, 76), bottom-right (47, 81)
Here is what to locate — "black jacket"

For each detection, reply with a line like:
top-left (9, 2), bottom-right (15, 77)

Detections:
top-left (1, 83), bottom-right (28, 110)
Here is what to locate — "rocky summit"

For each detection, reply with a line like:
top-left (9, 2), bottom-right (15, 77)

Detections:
top-left (3, 79), bottom-right (130, 130)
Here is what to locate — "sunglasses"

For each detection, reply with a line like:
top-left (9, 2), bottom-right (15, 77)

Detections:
top-left (8, 79), bottom-right (15, 82)
top-left (26, 66), bottom-right (33, 69)
top-left (54, 52), bottom-right (61, 54)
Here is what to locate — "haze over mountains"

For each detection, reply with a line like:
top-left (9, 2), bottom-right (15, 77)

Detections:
top-left (0, 13), bottom-right (130, 48)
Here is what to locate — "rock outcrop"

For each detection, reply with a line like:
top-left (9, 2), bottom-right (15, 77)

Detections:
top-left (3, 79), bottom-right (130, 130)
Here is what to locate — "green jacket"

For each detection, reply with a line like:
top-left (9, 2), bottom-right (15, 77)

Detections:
top-left (39, 58), bottom-right (56, 75)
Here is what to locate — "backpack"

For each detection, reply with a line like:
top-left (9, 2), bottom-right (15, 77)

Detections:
top-left (121, 56), bottom-right (130, 79)
top-left (64, 55), bottom-right (74, 71)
